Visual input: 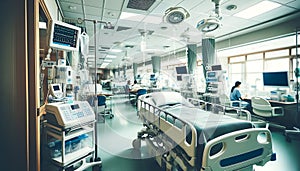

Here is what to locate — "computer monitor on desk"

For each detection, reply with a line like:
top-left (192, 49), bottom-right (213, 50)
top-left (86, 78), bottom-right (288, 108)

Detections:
top-left (263, 71), bottom-right (289, 88)
top-left (263, 71), bottom-right (290, 101)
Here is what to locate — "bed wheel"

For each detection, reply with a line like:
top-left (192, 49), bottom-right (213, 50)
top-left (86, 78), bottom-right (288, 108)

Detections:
top-left (132, 139), bottom-right (141, 149)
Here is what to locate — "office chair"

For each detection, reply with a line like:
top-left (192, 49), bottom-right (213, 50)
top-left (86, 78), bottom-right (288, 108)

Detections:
top-left (218, 94), bottom-right (248, 120)
top-left (219, 94), bottom-right (245, 111)
top-left (251, 96), bottom-right (284, 128)
top-left (134, 89), bottom-right (147, 107)
top-left (136, 89), bottom-right (147, 101)
top-left (97, 95), bottom-right (114, 119)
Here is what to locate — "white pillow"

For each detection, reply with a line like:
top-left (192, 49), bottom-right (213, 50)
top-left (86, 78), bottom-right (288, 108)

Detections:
top-left (151, 92), bottom-right (192, 107)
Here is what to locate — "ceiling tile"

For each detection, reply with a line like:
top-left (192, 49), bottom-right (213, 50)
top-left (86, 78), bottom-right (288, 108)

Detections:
top-left (103, 9), bottom-right (121, 19)
top-left (60, 2), bottom-right (83, 13)
top-left (58, 0), bottom-right (82, 5)
top-left (63, 11), bottom-right (84, 20)
top-left (286, 0), bottom-right (300, 9)
top-left (142, 15), bottom-right (163, 24)
top-left (116, 19), bottom-right (140, 28)
top-left (84, 0), bottom-right (104, 8)
top-left (104, 0), bottom-right (124, 10)
top-left (84, 6), bottom-right (103, 16)
top-left (191, 0), bottom-right (217, 16)
top-left (178, 0), bottom-right (206, 10)
top-left (84, 14), bottom-right (102, 21)
top-left (273, 0), bottom-right (297, 4)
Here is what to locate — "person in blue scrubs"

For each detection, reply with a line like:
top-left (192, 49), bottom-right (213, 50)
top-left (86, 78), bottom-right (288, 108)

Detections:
top-left (230, 81), bottom-right (250, 111)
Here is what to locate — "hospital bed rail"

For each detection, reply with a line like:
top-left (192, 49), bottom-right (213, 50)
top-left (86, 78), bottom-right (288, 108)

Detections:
top-left (136, 97), bottom-right (198, 160)
top-left (187, 98), bottom-right (252, 121)
top-left (135, 94), bottom-right (276, 171)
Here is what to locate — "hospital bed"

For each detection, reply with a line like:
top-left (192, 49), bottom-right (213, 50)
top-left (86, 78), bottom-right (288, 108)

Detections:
top-left (133, 92), bottom-right (276, 171)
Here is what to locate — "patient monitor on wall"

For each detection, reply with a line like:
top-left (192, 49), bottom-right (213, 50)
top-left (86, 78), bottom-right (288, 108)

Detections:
top-left (49, 83), bottom-right (63, 99)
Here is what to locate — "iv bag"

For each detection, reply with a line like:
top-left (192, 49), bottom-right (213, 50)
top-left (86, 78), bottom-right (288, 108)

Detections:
top-left (80, 32), bottom-right (89, 56)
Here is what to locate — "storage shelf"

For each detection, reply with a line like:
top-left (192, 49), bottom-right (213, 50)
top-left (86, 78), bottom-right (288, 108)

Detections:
top-left (46, 125), bottom-right (93, 141)
top-left (52, 147), bottom-right (94, 166)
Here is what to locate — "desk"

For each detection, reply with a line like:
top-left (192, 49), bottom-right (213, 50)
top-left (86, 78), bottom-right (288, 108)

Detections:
top-left (246, 98), bottom-right (299, 128)
top-left (268, 100), bottom-right (299, 128)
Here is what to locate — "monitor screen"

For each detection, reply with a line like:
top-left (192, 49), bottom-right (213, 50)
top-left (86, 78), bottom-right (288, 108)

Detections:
top-left (207, 71), bottom-right (216, 78)
top-left (263, 71), bottom-right (289, 87)
top-left (53, 85), bottom-right (60, 91)
top-left (177, 75), bottom-right (182, 81)
top-left (49, 20), bottom-right (81, 51)
top-left (211, 65), bottom-right (222, 71)
top-left (150, 74), bottom-right (156, 81)
top-left (175, 66), bottom-right (187, 74)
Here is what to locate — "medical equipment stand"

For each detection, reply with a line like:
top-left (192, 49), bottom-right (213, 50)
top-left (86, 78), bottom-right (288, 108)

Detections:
top-left (77, 17), bottom-right (112, 167)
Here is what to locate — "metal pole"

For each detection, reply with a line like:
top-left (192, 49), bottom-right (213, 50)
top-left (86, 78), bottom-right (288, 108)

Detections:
top-left (79, 17), bottom-right (109, 163)
top-left (93, 20), bottom-right (99, 159)
top-left (296, 29), bottom-right (299, 125)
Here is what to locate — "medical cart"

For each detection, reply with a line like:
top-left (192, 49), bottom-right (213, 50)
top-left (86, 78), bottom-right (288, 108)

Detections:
top-left (43, 101), bottom-right (101, 171)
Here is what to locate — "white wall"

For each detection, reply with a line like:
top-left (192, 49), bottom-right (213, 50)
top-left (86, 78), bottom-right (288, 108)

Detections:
top-left (44, 0), bottom-right (61, 20)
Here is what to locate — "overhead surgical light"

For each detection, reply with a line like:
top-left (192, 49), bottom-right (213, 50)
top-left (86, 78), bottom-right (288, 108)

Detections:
top-left (196, 0), bottom-right (222, 33)
top-left (163, 7), bottom-right (190, 24)
top-left (196, 17), bottom-right (220, 33)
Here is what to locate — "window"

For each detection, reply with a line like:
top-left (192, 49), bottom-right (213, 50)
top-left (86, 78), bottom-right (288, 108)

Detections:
top-left (291, 48), bottom-right (300, 55)
top-left (229, 56), bottom-right (245, 63)
top-left (265, 49), bottom-right (289, 58)
top-left (227, 46), bottom-right (294, 92)
top-left (264, 58), bottom-right (289, 72)
top-left (229, 63), bottom-right (243, 73)
top-left (246, 60), bottom-right (263, 73)
top-left (228, 63), bottom-right (245, 86)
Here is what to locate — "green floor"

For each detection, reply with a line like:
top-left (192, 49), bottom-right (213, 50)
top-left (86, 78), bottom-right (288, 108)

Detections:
top-left (94, 95), bottom-right (300, 171)
top-left (92, 95), bottom-right (161, 171)
top-left (43, 93), bottom-right (300, 171)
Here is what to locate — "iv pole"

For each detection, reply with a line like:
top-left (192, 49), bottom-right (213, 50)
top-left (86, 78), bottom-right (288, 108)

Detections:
top-left (285, 28), bottom-right (300, 142)
top-left (78, 17), bottom-right (110, 166)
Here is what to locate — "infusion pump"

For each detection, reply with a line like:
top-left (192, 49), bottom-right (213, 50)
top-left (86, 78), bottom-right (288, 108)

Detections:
top-left (45, 101), bottom-right (95, 128)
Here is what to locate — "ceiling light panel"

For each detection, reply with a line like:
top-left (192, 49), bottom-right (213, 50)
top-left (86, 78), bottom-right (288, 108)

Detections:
top-left (120, 12), bottom-right (146, 22)
top-left (100, 62), bottom-right (110, 68)
top-left (252, 5), bottom-right (295, 21)
top-left (106, 54), bottom-right (117, 58)
top-left (234, 1), bottom-right (281, 19)
top-left (110, 49), bottom-right (123, 53)
top-left (104, 59), bottom-right (113, 62)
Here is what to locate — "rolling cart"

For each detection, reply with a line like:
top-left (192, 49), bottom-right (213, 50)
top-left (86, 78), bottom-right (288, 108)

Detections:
top-left (43, 101), bottom-right (102, 171)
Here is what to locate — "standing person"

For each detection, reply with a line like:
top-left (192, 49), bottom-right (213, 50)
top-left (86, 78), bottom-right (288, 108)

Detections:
top-left (230, 81), bottom-right (250, 110)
